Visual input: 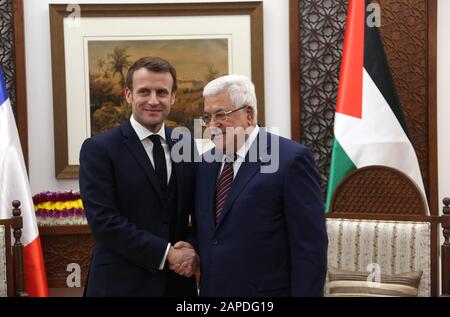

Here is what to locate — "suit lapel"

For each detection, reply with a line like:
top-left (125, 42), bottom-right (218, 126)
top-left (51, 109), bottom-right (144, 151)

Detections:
top-left (215, 129), bottom-right (272, 229)
top-left (207, 160), bottom-right (221, 228)
top-left (166, 127), bottom-right (184, 219)
top-left (121, 120), bottom-right (165, 202)
top-left (201, 147), bottom-right (221, 228)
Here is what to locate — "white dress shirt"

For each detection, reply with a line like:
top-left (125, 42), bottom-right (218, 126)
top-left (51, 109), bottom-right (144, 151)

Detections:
top-left (219, 125), bottom-right (260, 177)
top-left (129, 115), bottom-right (171, 270)
top-left (130, 115), bottom-right (172, 184)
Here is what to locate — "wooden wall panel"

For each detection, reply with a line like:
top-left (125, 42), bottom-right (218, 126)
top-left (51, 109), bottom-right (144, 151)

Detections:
top-left (376, 0), bottom-right (433, 209)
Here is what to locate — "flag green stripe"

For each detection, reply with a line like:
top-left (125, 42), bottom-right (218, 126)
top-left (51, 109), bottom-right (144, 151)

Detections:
top-left (326, 138), bottom-right (357, 212)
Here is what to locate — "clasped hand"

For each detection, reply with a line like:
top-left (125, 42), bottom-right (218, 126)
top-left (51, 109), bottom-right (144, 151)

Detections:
top-left (167, 241), bottom-right (199, 277)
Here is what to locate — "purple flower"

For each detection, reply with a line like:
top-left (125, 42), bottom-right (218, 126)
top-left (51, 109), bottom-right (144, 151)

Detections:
top-left (32, 190), bottom-right (82, 204)
top-left (50, 210), bottom-right (60, 218)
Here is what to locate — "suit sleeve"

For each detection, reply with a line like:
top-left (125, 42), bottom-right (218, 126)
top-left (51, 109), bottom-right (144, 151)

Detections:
top-left (186, 205), bottom-right (198, 251)
top-left (186, 138), bottom-right (199, 250)
top-left (283, 146), bottom-right (328, 296)
top-left (79, 137), bottom-right (168, 273)
top-left (186, 164), bottom-right (197, 249)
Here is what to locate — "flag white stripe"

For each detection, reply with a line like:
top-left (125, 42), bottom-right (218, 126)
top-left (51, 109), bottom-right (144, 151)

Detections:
top-left (0, 98), bottom-right (39, 244)
top-left (334, 69), bottom-right (428, 213)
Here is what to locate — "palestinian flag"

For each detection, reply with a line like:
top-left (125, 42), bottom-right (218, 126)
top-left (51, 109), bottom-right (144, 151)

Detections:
top-left (325, 0), bottom-right (428, 213)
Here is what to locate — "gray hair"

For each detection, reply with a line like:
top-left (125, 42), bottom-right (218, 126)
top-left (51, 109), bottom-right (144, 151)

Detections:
top-left (203, 74), bottom-right (257, 123)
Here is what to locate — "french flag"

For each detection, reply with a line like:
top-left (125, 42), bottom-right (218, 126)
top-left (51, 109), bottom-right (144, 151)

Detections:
top-left (0, 67), bottom-right (48, 296)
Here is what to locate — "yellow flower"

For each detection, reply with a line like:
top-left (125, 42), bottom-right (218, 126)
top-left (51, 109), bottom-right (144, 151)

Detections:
top-left (34, 199), bottom-right (83, 211)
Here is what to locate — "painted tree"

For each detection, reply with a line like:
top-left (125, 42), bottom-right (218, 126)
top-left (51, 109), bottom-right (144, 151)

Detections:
top-left (205, 64), bottom-right (220, 83)
top-left (108, 46), bottom-right (132, 88)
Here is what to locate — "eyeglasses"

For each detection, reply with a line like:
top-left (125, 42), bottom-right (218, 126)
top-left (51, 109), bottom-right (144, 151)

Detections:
top-left (201, 105), bottom-right (247, 125)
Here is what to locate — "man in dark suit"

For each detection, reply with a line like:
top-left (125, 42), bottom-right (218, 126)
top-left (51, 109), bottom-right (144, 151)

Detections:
top-left (194, 74), bottom-right (328, 296)
top-left (79, 57), bottom-right (199, 297)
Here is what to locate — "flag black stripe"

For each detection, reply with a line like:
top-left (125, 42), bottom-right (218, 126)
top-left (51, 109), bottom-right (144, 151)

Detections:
top-left (363, 1), bottom-right (411, 139)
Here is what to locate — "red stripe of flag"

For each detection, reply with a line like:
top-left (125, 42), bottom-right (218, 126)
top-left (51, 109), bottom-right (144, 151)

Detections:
top-left (335, 0), bottom-right (365, 119)
top-left (24, 237), bottom-right (48, 297)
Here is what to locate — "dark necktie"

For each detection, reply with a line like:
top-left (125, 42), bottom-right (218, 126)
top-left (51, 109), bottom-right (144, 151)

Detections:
top-left (149, 134), bottom-right (168, 192)
top-left (215, 156), bottom-right (235, 224)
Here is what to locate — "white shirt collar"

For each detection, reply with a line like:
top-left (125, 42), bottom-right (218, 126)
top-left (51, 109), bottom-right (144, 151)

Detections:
top-left (224, 125), bottom-right (260, 161)
top-left (130, 115), bottom-right (166, 142)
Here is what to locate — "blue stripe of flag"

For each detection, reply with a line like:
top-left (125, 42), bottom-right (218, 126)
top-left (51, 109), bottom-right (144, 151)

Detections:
top-left (0, 67), bottom-right (9, 106)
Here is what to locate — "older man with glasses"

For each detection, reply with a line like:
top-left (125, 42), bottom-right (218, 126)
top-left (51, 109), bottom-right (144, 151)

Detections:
top-left (173, 74), bottom-right (328, 297)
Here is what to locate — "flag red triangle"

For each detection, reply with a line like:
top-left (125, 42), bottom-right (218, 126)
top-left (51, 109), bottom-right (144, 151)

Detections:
top-left (336, 0), bottom-right (365, 119)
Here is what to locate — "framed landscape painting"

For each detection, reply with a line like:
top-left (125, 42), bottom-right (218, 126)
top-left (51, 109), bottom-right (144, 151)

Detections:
top-left (88, 38), bottom-right (228, 136)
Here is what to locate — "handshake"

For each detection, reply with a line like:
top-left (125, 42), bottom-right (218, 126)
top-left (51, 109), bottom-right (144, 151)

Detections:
top-left (167, 241), bottom-right (200, 278)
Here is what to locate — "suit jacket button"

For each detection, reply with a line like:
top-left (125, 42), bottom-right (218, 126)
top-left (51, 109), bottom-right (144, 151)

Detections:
top-left (213, 239), bottom-right (218, 245)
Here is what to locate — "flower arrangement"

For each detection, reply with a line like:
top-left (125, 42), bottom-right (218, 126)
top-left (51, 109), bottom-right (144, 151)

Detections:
top-left (32, 191), bottom-right (87, 226)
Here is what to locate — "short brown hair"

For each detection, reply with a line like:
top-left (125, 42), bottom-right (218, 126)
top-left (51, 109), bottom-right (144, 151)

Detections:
top-left (126, 56), bottom-right (177, 92)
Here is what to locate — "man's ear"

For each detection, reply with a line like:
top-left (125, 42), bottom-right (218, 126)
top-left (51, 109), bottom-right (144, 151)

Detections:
top-left (170, 91), bottom-right (177, 106)
top-left (124, 87), bottom-right (132, 104)
top-left (246, 106), bottom-right (255, 124)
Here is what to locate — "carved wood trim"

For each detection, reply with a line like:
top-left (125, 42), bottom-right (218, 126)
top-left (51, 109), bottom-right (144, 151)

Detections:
top-left (427, 0), bottom-right (438, 218)
top-left (329, 165), bottom-right (428, 216)
top-left (12, 0), bottom-right (28, 169)
top-left (0, 218), bottom-right (13, 297)
top-left (11, 200), bottom-right (26, 297)
top-left (442, 198), bottom-right (450, 296)
top-left (289, 0), bottom-right (301, 141)
top-left (0, 200), bottom-right (26, 296)
top-left (39, 225), bottom-right (93, 289)
top-left (39, 225), bottom-right (91, 235)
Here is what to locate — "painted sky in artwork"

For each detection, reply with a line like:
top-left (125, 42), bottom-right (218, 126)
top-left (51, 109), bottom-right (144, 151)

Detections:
top-left (88, 38), bottom-right (229, 82)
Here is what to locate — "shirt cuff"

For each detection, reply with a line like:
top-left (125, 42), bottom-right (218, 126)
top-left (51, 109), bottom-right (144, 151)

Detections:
top-left (159, 243), bottom-right (171, 270)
